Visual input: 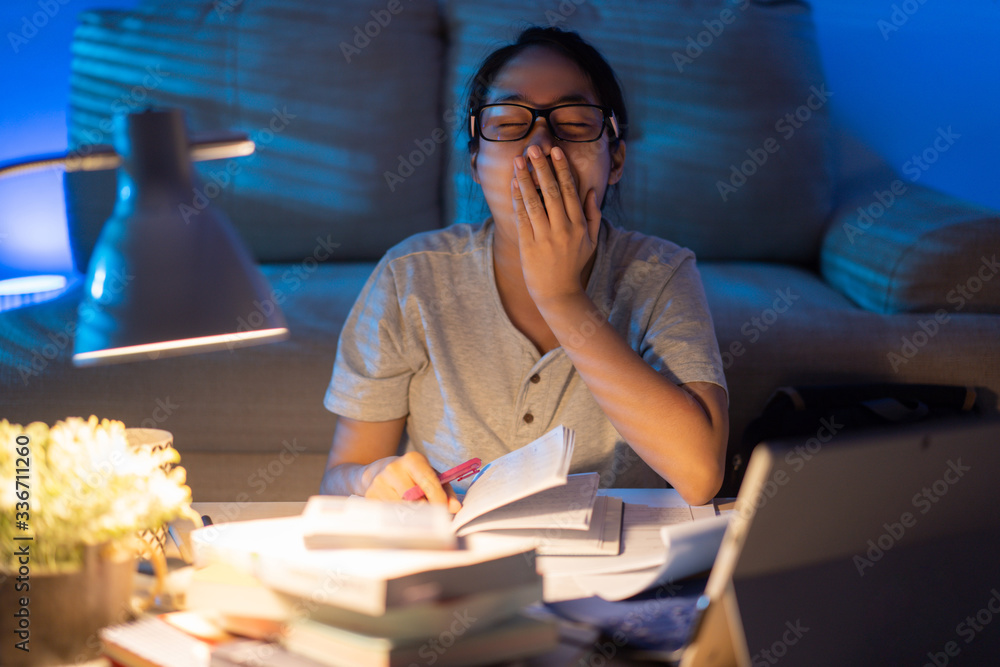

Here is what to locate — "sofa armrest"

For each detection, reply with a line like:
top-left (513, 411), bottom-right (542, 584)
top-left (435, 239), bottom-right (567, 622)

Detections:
top-left (820, 180), bottom-right (1000, 314)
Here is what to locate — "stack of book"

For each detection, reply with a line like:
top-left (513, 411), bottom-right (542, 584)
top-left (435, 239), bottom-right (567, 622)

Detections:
top-left (180, 425), bottom-right (620, 666)
top-left (183, 531), bottom-right (553, 666)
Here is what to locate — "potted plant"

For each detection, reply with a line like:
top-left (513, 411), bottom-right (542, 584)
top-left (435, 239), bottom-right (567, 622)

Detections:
top-left (0, 416), bottom-right (199, 666)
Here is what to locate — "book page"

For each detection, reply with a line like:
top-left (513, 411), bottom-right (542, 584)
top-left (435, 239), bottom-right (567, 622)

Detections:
top-left (301, 496), bottom-right (457, 549)
top-left (480, 495), bottom-right (624, 557)
top-left (536, 503), bottom-right (694, 578)
top-left (540, 514), bottom-right (730, 602)
top-left (455, 473), bottom-right (599, 536)
top-left (566, 515), bottom-right (731, 600)
top-left (451, 426), bottom-right (573, 532)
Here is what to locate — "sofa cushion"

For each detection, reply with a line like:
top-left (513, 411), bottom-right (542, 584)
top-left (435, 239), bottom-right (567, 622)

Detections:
top-left (442, 0), bottom-right (835, 262)
top-left (65, 0), bottom-right (444, 269)
top-left (698, 261), bottom-right (1000, 491)
top-left (821, 182), bottom-right (1000, 314)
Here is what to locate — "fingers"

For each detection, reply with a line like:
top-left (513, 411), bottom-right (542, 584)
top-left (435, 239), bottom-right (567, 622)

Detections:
top-left (550, 146), bottom-right (582, 219)
top-left (365, 451), bottom-right (450, 506)
top-left (526, 145), bottom-right (564, 220)
top-left (444, 483), bottom-right (463, 514)
top-left (514, 145), bottom-right (588, 231)
top-left (513, 153), bottom-right (547, 227)
top-left (511, 175), bottom-right (534, 243)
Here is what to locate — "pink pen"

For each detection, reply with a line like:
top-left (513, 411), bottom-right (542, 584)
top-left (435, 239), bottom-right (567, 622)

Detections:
top-left (402, 457), bottom-right (482, 501)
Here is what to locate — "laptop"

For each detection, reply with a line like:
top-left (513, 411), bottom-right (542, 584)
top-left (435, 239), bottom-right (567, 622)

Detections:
top-left (549, 417), bottom-right (1000, 666)
top-left (680, 416), bottom-right (1000, 667)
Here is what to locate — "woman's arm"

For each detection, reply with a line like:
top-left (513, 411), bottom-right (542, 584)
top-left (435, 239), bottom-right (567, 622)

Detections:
top-left (321, 415), bottom-right (461, 511)
top-left (534, 290), bottom-right (728, 505)
top-left (512, 146), bottom-right (728, 505)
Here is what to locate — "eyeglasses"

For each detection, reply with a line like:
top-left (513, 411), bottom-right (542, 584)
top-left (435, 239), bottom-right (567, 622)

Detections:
top-left (471, 103), bottom-right (619, 143)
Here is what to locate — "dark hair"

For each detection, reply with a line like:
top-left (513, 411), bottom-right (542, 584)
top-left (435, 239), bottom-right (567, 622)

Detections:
top-left (465, 26), bottom-right (629, 155)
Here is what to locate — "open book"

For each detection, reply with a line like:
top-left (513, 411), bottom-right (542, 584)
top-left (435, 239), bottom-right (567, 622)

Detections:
top-left (303, 425), bottom-right (622, 556)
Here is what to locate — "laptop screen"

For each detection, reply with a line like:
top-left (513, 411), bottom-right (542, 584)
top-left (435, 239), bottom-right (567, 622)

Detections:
top-left (725, 417), bottom-right (1000, 666)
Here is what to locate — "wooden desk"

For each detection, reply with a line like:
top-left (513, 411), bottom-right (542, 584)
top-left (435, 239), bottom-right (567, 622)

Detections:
top-left (188, 490), bottom-right (731, 525)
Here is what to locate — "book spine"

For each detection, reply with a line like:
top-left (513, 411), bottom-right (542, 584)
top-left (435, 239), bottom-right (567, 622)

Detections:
top-left (254, 554), bottom-right (390, 616)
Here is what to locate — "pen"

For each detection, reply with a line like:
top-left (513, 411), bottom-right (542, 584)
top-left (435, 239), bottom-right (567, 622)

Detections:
top-left (402, 457), bottom-right (482, 501)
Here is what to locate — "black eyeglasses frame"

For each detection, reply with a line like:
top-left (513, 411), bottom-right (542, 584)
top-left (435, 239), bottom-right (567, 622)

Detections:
top-left (470, 103), bottom-right (620, 143)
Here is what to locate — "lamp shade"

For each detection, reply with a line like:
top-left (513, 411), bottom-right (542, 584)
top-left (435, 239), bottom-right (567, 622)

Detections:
top-left (72, 109), bottom-right (288, 366)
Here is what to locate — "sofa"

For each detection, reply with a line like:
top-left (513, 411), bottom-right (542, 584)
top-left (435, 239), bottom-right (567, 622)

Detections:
top-left (2, 0), bottom-right (998, 501)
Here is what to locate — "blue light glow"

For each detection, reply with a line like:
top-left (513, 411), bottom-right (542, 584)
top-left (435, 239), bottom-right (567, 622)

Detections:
top-left (0, 274), bottom-right (67, 296)
top-left (90, 263), bottom-right (107, 300)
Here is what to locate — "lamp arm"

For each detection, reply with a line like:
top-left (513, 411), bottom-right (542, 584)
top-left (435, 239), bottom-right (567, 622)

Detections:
top-left (0, 131), bottom-right (255, 179)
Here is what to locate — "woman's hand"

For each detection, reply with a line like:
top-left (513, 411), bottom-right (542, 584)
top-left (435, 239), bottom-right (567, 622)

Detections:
top-left (511, 145), bottom-right (602, 309)
top-left (365, 451), bottom-right (462, 513)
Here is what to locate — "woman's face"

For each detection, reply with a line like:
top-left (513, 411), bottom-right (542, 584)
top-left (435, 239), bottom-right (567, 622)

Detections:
top-left (471, 46), bottom-right (625, 244)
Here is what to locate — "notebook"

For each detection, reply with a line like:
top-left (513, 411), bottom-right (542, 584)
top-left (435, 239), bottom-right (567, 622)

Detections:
top-left (554, 417), bottom-right (1000, 667)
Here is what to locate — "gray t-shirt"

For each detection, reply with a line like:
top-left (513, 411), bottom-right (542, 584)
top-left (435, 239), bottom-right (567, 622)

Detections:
top-left (325, 220), bottom-right (727, 490)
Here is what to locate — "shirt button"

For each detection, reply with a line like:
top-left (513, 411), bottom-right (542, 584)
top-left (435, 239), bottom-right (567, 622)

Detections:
top-left (523, 413), bottom-right (534, 424)
top-left (530, 374), bottom-right (540, 384)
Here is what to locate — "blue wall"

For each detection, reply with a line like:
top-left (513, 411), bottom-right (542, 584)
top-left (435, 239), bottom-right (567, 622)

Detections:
top-left (1, 0), bottom-right (997, 283)
top-left (810, 0), bottom-right (1000, 209)
top-left (0, 0), bottom-right (142, 282)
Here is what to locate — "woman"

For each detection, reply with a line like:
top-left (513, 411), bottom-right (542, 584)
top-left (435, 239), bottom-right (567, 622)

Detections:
top-left (320, 27), bottom-right (728, 507)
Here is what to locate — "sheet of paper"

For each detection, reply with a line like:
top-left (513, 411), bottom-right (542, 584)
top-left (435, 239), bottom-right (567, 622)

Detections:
top-left (556, 515), bottom-right (731, 601)
top-left (456, 473), bottom-right (598, 536)
top-left (614, 503), bottom-right (694, 556)
top-left (690, 503), bottom-right (719, 520)
top-left (603, 488), bottom-right (692, 509)
top-left (537, 503), bottom-right (692, 578)
top-left (452, 425), bottom-right (573, 532)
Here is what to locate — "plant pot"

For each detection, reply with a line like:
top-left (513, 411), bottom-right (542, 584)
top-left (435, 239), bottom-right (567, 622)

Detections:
top-left (0, 544), bottom-right (136, 666)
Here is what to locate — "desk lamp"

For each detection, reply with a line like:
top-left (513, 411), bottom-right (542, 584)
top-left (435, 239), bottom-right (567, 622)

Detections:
top-left (0, 108), bottom-right (289, 365)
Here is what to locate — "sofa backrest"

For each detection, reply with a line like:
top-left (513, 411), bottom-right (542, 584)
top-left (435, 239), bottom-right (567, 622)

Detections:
top-left (65, 0), bottom-right (834, 272)
top-left (65, 0), bottom-right (445, 269)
